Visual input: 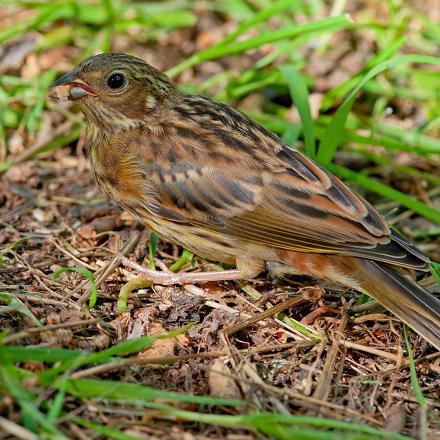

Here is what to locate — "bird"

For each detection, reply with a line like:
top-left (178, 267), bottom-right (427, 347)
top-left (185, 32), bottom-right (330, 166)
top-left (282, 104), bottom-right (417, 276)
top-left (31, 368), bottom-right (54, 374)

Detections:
top-left (50, 53), bottom-right (440, 350)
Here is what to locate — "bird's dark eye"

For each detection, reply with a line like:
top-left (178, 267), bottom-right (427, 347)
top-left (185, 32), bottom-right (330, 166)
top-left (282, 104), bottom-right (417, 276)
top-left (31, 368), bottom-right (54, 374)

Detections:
top-left (107, 73), bottom-right (125, 89)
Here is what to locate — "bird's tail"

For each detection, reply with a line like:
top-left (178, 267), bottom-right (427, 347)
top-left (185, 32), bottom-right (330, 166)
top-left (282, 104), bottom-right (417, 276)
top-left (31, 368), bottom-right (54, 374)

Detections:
top-left (338, 257), bottom-right (440, 351)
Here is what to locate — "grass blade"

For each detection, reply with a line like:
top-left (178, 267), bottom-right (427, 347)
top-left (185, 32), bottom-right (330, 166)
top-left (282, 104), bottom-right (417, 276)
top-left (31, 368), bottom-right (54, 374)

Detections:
top-left (38, 324), bottom-right (193, 383)
top-left (63, 378), bottom-right (245, 407)
top-left (279, 65), bottom-right (316, 158)
top-left (72, 417), bottom-right (144, 440)
top-left (52, 266), bottom-right (97, 308)
top-left (219, 0), bottom-right (300, 47)
top-left (1, 346), bottom-right (89, 362)
top-left (128, 403), bottom-right (412, 440)
top-left (318, 55), bottom-right (440, 165)
top-left (0, 347), bottom-right (67, 437)
top-left (0, 292), bottom-right (42, 326)
top-left (167, 15), bottom-right (353, 77)
top-left (431, 262), bottom-right (440, 287)
top-left (148, 232), bottom-right (159, 270)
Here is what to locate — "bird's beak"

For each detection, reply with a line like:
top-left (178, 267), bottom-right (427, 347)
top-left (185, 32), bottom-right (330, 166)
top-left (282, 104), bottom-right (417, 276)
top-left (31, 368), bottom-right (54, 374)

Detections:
top-left (49, 67), bottom-right (97, 101)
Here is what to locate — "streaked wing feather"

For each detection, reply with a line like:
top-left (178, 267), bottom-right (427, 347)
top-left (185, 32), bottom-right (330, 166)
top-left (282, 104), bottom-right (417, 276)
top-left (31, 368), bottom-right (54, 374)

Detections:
top-left (147, 158), bottom-right (426, 268)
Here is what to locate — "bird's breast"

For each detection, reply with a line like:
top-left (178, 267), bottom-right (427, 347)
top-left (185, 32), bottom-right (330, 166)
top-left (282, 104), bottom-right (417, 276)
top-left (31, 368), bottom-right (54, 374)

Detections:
top-left (90, 140), bottom-right (157, 218)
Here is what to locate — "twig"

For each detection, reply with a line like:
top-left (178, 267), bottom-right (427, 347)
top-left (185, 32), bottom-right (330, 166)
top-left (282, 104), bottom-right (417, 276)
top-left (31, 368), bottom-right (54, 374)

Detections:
top-left (222, 296), bottom-right (308, 336)
top-left (236, 292), bottom-right (312, 339)
top-left (257, 380), bottom-right (381, 425)
top-left (338, 340), bottom-right (399, 362)
top-left (313, 311), bottom-right (348, 400)
top-left (3, 318), bottom-right (101, 344)
top-left (75, 232), bottom-right (141, 305)
top-left (375, 352), bottom-right (440, 376)
top-left (51, 238), bottom-right (98, 271)
top-left (9, 292), bottom-right (81, 309)
top-left (0, 416), bottom-right (38, 440)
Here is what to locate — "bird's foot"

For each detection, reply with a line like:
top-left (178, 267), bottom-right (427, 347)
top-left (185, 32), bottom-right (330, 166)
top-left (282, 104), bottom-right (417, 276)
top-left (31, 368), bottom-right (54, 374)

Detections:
top-left (117, 254), bottom-right (244, 312)
top-left (118, 254), bottom-right (243, 284)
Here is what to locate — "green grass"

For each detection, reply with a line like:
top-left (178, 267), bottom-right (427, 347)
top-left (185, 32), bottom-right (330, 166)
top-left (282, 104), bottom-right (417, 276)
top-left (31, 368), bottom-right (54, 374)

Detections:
top-left (52, 266), bottom-right (98, 308)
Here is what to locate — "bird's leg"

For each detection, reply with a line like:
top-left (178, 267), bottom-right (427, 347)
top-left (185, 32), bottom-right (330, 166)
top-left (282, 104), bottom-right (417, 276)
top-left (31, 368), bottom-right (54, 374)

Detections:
top-left (117, 255), bottom-right (266, 312)
top-left (119, 254), bottom-right (244, 285)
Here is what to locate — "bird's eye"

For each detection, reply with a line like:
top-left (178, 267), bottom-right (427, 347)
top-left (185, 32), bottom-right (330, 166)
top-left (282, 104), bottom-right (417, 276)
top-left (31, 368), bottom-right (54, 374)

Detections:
top-left (107, 73), bottom-right (125, 90)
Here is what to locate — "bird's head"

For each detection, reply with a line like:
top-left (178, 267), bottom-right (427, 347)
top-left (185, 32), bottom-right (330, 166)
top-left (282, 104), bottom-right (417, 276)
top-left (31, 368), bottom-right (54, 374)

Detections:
top-left (50, 53), bottom-right (180, 135)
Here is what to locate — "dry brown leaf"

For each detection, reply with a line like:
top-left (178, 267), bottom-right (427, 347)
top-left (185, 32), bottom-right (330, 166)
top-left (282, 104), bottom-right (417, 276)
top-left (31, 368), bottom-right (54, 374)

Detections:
top-left (110, 312), bottom-right (133, 340)
top-left (385, 403), bottom-right (406, 434)
top-left (76, 223), bottom-right (97, 240)
top-left (301, 306), bottom-right (335, 325)
top-left (300, 286), bottom-right (325, 302)
top-left (142, 318), bottom-right (176, 358)
top-left (208, 358), bottom-right (241, 399)
top-left (353, 313), bottom-right (391, 324)
top-left (127, 308), bottom-right (150, 339)
top-left (32, 208), bottom-right (54, 224)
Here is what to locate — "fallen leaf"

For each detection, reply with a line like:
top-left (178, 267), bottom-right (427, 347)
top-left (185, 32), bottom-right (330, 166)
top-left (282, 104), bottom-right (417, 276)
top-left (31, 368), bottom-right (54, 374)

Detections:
top-left (208, 358), bottom-right (241, 399)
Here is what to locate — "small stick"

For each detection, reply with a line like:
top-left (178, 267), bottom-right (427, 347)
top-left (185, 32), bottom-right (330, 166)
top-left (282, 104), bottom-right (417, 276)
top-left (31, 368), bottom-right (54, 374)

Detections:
top-left (338, 340), bottom-right (399, 362)
top-left (364, 351), bottom-right (440, 376)
top-left (77, 233), bottom-right (141, 305)
top-left (6, 292), bottom-right (80, 309)
top-left (313, 311), bottom-right (348, 400)
top-left (51, 238), bottom-right (97, 271)
top-left (222, 296), bottom-right (307, 336)
top-left (3, 318), bottom-right (101, 344)
top-left (0, 416), bottom-right (38, 440)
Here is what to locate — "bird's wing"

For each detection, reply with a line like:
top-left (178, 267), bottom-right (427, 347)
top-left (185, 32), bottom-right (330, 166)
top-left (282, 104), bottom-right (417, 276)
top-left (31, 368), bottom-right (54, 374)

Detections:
top-left (146, 142), bottom-right (427, 269)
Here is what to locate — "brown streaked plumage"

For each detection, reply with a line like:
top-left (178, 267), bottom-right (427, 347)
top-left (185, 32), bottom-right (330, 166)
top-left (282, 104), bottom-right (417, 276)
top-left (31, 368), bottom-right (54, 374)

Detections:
top-left (50, 53), bottom-right (440, 350)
